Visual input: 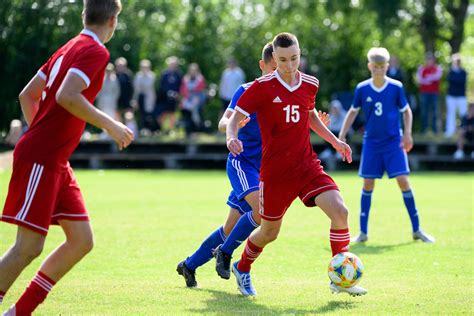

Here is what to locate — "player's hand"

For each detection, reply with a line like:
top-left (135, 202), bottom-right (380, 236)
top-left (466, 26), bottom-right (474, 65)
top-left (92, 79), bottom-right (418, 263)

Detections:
top-left (238, 117), bottom-right (250, 128)
top-left (338, 134), bottom-right (347, 144)
top-left (106, 121), bottom-right (134, 150)
top-left (227, 137), bottom-right (243, 157)
top-left (318, 110), bottom-right (330, 127)
top-left (402, 133), bottom-right (413, 152)
top-left (332, 139), bottom-right (352, 163)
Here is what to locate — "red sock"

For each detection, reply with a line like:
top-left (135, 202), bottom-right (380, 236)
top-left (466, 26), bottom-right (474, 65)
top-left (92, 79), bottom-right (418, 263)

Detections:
top-left (330, 228), bottom-right (350, 256)
top-left (0, 290), bottom-right (5, 304)
top-left (15, 271), bottom-right (56, 315)
top-left (237, 239), bottom-right (264, 272)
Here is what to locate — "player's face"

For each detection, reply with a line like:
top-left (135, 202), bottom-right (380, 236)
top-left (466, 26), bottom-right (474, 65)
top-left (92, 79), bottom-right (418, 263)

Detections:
top-left (273, 45), bottom-right (300, 75)
top-left (368, 62), bottom-right (388, 78)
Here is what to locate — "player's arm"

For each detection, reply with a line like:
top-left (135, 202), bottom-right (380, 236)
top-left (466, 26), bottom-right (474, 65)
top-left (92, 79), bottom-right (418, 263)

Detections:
top-left (56, 72), bottom-right (134, 150)
top-left (218, 109), bottom-right (250, 132)
top-left (309, 110), bottom-right (352, 163)
top-left (18, 74), bottom-right (46, 126)
top-left (309, 110), bottom-right (330, 132)
top-left (338, 107), bottom-right (359, 143)
top-left (226, 110), bottom-right (246, 156)
top-left (402, 107), bottom-right (413, 152)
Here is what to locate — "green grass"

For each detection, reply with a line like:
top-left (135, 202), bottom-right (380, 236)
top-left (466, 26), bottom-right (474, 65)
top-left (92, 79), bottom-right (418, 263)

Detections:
top-left (0, 170), bottom-right (472, 315)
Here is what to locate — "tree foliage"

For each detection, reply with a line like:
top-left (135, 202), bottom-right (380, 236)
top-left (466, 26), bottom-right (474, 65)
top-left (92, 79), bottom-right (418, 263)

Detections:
top-left (0, 0), bottom-right (471, 132)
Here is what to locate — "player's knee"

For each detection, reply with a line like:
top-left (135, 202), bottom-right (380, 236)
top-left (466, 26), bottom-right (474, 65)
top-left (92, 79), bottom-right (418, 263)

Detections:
top-left (261, 228), bottom-right (279, 243)
top-left (334, 204), bottom-right (349, 223)
top-left (71, 233), bottom-right (94, 256)
top-left (13, 241), bottom-right (44, 262)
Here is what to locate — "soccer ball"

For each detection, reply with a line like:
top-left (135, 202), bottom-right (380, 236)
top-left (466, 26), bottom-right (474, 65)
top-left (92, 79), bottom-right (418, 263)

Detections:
top-left (328, 252), bottom-right (364, 288)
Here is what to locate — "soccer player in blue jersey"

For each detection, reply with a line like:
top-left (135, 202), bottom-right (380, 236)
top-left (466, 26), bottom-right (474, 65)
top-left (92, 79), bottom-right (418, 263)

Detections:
top-left (338, 47), bottom-right (435, 243)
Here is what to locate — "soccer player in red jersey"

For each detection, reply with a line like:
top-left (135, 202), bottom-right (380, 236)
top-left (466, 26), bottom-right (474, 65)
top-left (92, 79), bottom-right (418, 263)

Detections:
top-left (226, 32), bottom-right (367, 297)
top-left (0, 1), bottom-right (133, 314)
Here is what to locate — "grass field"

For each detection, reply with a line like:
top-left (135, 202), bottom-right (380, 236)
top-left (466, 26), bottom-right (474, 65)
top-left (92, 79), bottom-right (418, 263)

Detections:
top-left (0, 170), bottom-right (472, 315)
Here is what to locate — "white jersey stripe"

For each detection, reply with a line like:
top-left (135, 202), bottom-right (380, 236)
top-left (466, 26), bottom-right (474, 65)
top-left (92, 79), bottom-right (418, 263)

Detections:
top-left (16, 163), bottom-right (39, 220)
top-left (232, 160), bottom-right (247, 192)
top-left (301, 74), bottom-right (319, 83)
top-left (236, 161), bottom-right (249, 191)
top-left (20, 165), bottom-right (44, 221)
top-left (302, 78), bottom-right (319, 87)
top-left (69, 68), bottom-right (91, 88)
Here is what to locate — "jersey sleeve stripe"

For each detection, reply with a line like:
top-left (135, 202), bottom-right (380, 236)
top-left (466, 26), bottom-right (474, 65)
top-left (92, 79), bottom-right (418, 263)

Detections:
top-left (69, 68), bottom-right (91, 88)
top-left (302, 78), bottom-right (319, 87)
top-left (235, 106), bottom-right (250, 117)
top-left (399, 104), bottom-right (410, 112)
top-left (301, 74), bottom-right (319, 84)
top-left (37, 70), bottom-right (47, 81)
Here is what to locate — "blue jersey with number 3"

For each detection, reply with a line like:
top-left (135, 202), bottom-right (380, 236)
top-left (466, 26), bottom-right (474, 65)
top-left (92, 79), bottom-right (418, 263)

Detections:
top-left (352, 77), bottom-right (409, 145)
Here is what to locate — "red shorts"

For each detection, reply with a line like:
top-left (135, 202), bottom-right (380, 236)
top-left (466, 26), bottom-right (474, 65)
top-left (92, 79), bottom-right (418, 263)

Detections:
top-left (259, 167), bottom-right (338, 221)
top-left (1, 159), bottom-right (88, 236)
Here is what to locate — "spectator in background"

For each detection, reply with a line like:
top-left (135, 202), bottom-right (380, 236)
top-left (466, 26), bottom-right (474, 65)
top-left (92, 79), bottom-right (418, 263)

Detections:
top-left (115, 57), bottom-right (134, 119)
top-left (445, 53), bottom-right (468, 138)
top-left (96, 63), bottom-right (120, 121)
top-left (319, 100), bottom-right (347, 159)
top-left (5, 119), bottom-right (23, 147)
top-left (387, 56), bottom-right (404, 83)
top-left (180, 63), bottom-right (206, 137)
top-left (416, 52), bottom-right (442, 134)
top-left (454, 103), bottom-right (474, 160)
top-left (134, 59), bottom-right (157, 134)
top-left (157, 56), bottom-right (182, 133)
top-left (219, 58), bottom-right (245, 115)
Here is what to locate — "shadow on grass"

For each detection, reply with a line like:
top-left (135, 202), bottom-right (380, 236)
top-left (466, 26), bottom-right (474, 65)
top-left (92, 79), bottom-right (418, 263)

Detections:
top-left (349, 241), bottom-right (414, 255)
top-left (187, 288), bottom-right (359, 315)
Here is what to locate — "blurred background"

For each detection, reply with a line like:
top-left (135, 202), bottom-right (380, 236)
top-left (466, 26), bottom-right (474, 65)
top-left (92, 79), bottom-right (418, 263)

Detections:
top-left (0, 0), bottom-right (473, 171)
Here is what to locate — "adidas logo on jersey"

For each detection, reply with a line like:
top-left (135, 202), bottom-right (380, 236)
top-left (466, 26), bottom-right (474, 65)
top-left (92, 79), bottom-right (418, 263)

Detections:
top-left (273, 96), bottom-right (282, 103)
top-left (366, 96), bottom-right (373, 102)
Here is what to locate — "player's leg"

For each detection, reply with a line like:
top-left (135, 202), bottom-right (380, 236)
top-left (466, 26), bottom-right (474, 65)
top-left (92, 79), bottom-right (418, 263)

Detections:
top-left (0, 227), bottom-right (45, 301)
top-left (353, 178), bottom-right (375, 243)
top-left (184, 207), bottom-right (238, 270)
top-left (354, 145), bottom-right (382, 242)
top-left (177, 207), bottom-right (239, 287)
top-left (395, 175), bottom-right (435, 243)
top-left (314, 190), bottom-right (350, 255)
top-left (215, 191), bottom-right (260, 279)
top-left (233, 218), bottom-right (283, 296)
top-left (12, 220), bottom-right (93, 315)
top-left (313, 190), bottom-right (368, 296)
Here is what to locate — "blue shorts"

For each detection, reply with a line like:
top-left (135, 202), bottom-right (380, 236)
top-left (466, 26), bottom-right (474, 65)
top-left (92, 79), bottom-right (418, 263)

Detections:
top-left (359, 142), bottom-right (410, 179)
top-left (226, 157), bottom-right (260, 215)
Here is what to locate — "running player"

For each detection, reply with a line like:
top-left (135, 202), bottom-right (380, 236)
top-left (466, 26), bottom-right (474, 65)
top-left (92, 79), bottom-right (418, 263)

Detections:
top-left (0, 1), bottom-right (133, 314)
top-left (226, 32), bottom-right (367, 297)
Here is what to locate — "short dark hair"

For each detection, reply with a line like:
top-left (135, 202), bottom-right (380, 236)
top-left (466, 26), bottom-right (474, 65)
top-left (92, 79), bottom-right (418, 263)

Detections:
top-left (272, 32), bottom-right (299, 49)
top-left (83, 0), bottom-right (122, 26)
top-left (261, 42), bottom-right (274, 64)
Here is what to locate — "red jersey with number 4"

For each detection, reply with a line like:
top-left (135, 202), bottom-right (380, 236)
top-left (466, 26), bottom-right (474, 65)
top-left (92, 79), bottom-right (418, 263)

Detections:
top-left (235, 70), bottom-right (320, 180)
top-left (14, 30), bottom-right (109, 172)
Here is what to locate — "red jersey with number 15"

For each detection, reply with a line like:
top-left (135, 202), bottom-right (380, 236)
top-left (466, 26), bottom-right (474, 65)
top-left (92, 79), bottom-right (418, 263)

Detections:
top-left (235, 70), bottom-right (320, 180)
top-left (14, 29), bottom-right (109, 172)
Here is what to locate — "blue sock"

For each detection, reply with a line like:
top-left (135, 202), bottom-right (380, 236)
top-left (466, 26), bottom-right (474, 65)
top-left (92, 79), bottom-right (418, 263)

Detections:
top-left (185, 226), bottom-right (226, 270)
top-left (221, 212), bottom-right (259, 256)
top-left (402, 190), bottom-right (420, 232)
top-left (360, 189), bottom-right (373, 234)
